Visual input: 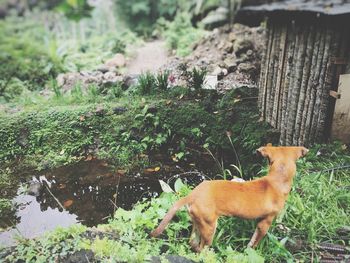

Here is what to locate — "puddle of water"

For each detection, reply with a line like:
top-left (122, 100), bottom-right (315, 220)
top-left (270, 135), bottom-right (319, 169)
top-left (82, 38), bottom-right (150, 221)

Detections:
top-left (0, 158), bottom-right (214, 247)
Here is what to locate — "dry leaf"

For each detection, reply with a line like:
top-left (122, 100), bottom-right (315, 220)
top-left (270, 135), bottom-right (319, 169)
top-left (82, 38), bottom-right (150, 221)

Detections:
top-left (166, 100), bottom-right (172, 105)
top-left (86, 155), bottom-right (93, 161)
top-left (60, 149), bottom-right (65, 155)
top-left (179, 94), bottom-right (184, 99)
top-left (154, 167), bottom-right (161, 172)
top-left (79, 115), bottom-right (85, 121)
top-left (63, 199), bottom-right (73, 208)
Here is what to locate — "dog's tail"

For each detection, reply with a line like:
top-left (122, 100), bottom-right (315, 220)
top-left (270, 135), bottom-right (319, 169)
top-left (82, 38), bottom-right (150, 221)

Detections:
top-left (150, 196), bottom-right (189, 237)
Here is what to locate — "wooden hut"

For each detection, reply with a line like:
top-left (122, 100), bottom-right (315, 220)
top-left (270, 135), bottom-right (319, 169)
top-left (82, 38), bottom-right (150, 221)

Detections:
top-left (236, 0), bottom-right (350, 146)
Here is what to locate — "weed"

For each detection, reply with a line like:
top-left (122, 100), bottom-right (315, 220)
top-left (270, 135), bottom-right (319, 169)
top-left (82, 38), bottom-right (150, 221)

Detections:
top-left (189, 67), bottom-right (207, 91)
top-left (137, 72), bottom-right (157, 95)
top-left (156, 70), bottom-right (170, 91)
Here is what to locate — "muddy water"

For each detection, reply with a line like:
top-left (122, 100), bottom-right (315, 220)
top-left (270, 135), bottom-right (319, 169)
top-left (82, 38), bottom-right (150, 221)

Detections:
top-left (0, 158), bottom-right (215, 247)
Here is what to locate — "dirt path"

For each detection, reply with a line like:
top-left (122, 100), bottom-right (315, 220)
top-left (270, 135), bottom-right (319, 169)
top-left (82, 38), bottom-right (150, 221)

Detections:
top-left (127, 40), bottom-right (169, 74)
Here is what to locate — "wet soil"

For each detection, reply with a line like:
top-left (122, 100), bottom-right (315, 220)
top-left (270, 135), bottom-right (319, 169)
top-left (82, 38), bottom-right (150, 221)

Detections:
top-left (0, 155), bottom-right (217, 247)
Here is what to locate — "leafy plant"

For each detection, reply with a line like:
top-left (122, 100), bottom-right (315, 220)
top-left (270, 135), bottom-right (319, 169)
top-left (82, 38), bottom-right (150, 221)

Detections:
top-left (137, 72), bottom-right (157, 95)
top-left (189, 67), bottom-right (207, 90)
top-left (156, 70), bottom-right (170, 91)
top-left (163, 12), bottom-right (205, 56)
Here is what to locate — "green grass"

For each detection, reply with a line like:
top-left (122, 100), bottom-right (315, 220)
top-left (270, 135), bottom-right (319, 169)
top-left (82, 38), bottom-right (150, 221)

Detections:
top-left (2, 143), bottom-right (349, 262)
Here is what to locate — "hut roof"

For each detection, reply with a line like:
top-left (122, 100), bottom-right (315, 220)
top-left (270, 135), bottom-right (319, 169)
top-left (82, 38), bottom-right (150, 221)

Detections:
top-left (236, 0), bottom-right (350, 25)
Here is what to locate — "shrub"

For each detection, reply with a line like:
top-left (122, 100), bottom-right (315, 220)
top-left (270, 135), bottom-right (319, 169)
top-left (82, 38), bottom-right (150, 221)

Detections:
top-left (163, 13), bottom-right (205, 56)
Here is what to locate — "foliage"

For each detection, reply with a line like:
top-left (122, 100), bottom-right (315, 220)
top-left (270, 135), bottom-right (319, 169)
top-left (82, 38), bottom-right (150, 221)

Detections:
top-left (6, 147), bottom-right (349, 262)
top-left (115, 0), bottom-right (189, 35)
top-left (136, 71), bottom-right (170, 95)
top-left (163, 12), bottom-right (205, 56)
top-left (4, 224), bottom-right (87, 262)
top-left (188, 67), bottom-right (207, 90)
top-left (0, 17), bottom-right (63, 99)
top-left (56, 0), bottom-right (93, 21)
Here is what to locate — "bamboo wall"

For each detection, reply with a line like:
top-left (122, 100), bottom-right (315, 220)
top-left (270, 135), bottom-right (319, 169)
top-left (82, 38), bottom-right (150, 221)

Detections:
top-left (259, 17), bottom-right (350, 146)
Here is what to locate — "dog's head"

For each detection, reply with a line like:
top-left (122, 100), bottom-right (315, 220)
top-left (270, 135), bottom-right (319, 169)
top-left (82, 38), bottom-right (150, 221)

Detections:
top-left (257, 145), bottom-right (309, 164)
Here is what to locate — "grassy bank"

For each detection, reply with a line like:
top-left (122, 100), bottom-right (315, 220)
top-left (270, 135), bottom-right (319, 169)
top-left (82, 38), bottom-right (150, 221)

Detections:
top-left (2, 142), bottom-right (349, 262)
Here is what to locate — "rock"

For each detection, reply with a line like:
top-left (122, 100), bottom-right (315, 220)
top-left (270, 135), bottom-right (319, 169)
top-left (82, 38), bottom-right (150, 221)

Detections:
top-left (56, 73), bottom-right (66, 87)
top-left (221, 68), bottom-right (228, 76)
top-left (147, 105), bottom-right (158, 114)
top-left (238, 62), bottom-right (257, 75)
top-left (228, 32), bottom-right (237, 42)
top-left (95, 105), bottom-right (106, 116)
top-left (234, 39), bottom-right (254, 57)
top-left (246, 49), bottom-right (253, 56)
top-left (151, 255), bottom-right (196, 263)
top-left (224, 58), bottom-right (237, 73)
top-left (211, 66), bottom-right (222, 76)
top-left (103, 72), bottom-right (123, 84)
top-left (61, 249), bottom-right (95, 263)
top-left (122, 74), bottom-right (139, 89)
top-left (96, 65), bottom-right (110, 73)
top-left (104, 53), bottom-right (126, 68)
top-left (224, 42), bottom-right (234, 53)
top-left (113, 107), bottom-right (127, 115)
top-left (28, 182), bottom-right (42, 197)
top-left (203, 75), bottom-right (218, 90)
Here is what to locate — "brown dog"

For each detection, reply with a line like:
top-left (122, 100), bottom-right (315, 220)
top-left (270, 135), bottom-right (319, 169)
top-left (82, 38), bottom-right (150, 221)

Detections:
top-left (150, 146), bottom-right (308, 252)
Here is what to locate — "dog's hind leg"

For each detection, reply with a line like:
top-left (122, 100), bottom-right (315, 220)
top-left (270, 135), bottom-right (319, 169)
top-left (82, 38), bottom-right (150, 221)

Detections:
top-left (197, 219), bottom-right (217, 252)
top-left (189, 220), bottom-right (201, 250)
top-left (248, 215), bottom-right (274, 248)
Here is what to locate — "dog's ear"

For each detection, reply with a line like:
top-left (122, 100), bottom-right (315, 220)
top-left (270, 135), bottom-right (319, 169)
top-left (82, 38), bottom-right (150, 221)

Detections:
top-left (256, 147), bottom-right (268, 157)
top-left (297, 147), bottom-right (309, 159)
top-left (300, 147), bottom-right (309, 157)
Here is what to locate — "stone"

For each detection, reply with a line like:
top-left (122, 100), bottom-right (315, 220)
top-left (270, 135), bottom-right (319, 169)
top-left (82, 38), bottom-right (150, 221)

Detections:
top-left (238, 62), bottom-right (257, 74)
top-left (246, 49), bottom-right (253, 56)
top-left (228, 32), bottom-right (237, 42)
top-left (202, 75), bottom-right (218, 90)
top-left (234, 39), bottom-right (254, 57)
top-left (221, 68), bottom-right (228, 76)
top-left (104, 53), bottom-right (126, 68)
top-left (224, 58), bottom-right (237, 73)
top-left (151, 255), bottom-right (196, 263)
top-left (28, 182), bottom-right (42, 197)
top-left (56, 73), bottom-right (66, 87)
top-left (211, 66), bottom-right (222, 76)
top-left (224, 42), bottom-right (234, 53)
top-left (113, 107), bottom-right (127, 115)
top-left (96, 65), bottom-right (110, 73)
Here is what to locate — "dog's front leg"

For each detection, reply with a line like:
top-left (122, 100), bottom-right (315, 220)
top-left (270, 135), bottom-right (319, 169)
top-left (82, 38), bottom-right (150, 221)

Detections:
top-left (248, 215), bottom-right (274, 248)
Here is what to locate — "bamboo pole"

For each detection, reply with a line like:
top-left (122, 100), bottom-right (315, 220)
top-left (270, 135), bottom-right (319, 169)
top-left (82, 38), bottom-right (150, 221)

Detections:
top-left (268, 24), bottom-right (282, 125)
top-left (280, 21), bottom-right (297, 145)
top-left (264, 23), bottom-right (277, 122)
top-left (286, 24), bottom-right (308, 145)
top-left (299, 25), bottom-right (322, 145)
top-left (304, 27), bottom-right (327, 145)
top-left (258, 22), bottom-right (271, 114)
top-left (272, 25), bottom-right (288, 128)
top-left (309, 27), bottom-right (332, 144)
top-left (293, 24), bottom-right (315, 145)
